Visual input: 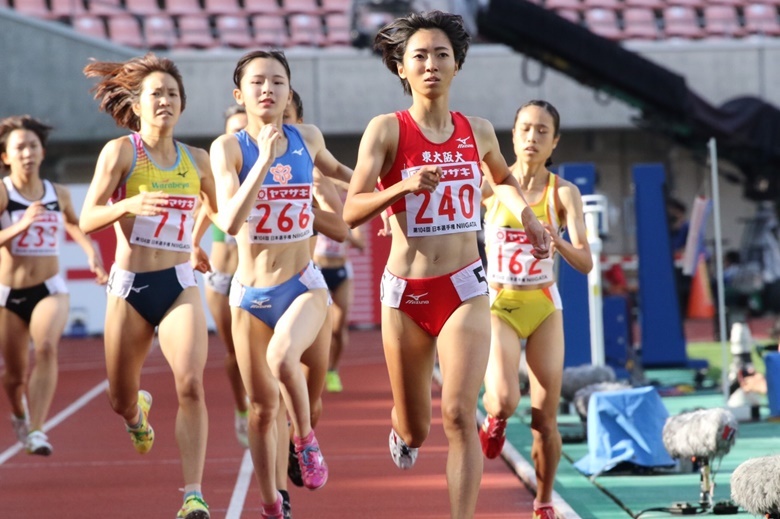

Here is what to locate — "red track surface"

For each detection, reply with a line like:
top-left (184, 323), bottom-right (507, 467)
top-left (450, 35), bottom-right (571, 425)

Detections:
top-left (0, 330), bottom-right (534, 518)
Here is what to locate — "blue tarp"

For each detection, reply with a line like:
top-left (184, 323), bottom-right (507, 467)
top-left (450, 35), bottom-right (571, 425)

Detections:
top-left (575, 386), bottom-right (675, 477)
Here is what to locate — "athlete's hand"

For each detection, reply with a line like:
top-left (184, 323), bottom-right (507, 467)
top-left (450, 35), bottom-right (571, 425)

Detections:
top-left (126, 189), bottom-right (169, 217)
top-left (19, 201), bottom-right (46, 229)
top-left (377, 210), bottom-right (392, 237)
top-left (89, 253), bottom-right (109, 285)
top-left (521, 206), bottom-right (550, 259)
top-left (404, 165), bottom-right (441, 194)
top-left (543, 223), bottom-right (558, 257)
top-left (256, 124), bottom-right (282, 166)
top-left (190, 245), bottom-right (211, 273)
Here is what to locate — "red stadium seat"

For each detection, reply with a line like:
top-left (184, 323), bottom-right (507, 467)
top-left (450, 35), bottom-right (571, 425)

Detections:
top-left (744, 3), bottom-right (780, 35)
top-left (216, 15), bottom-right (254, 47)
top-left (244, 0), bottom-right (282, 15)
top-left (282, 0), bottom-right (321, 15)
top-left (164, 0), bottom-right (203, 16)
top-left (324, 12), bottom-right (351, 46)
top-left (252, 14), bottom-right (289, 47)
top-left (13, 0), bottom-right (52, 19)
top-left (703, 5), bottom-right (745, 37)
top-left (288, 13), bottom-right (323, 46)
top-left (623, 0), bottom-right (664, 8)
top-left (88, 0), bottom-right (124, 15)
top-left (143, 13), bottom-right (177, 48)
top-left (124, 0), bottom-right (161, 15)
top-left (663, 6), bottom-right (704, 38)
top-left (203, 0), bottom-right (242, 15)
top-left (72, 15), bottom-right (107, 39)
top-left (666, 0), bottom-right (705, 8)
top-left (709, 0), bottom-right (746, 5)
top-left (50, 0), bottom-right (88, 18)
top-left (583, 0), bottom-right (620, 9)
top-left (584, 8), bottom-right (622, 39)
top-left (177, 14), bottom-right (216, 48)
top-left (546, 0), bottom-right (583, 10)
top-left (321, 0), bottom-right (351, 14)
top-left (555, 8), bottom-right (580, 23)
top-left (107, 14), bottom-right (145, 47)
top-left (623, 7), bottom-right (660, 39)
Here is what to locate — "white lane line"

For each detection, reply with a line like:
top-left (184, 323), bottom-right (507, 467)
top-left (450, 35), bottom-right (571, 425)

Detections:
top-left (225, 449), bottom-right (254, 519)
top-left (0, 379), bottom-right (109, 465)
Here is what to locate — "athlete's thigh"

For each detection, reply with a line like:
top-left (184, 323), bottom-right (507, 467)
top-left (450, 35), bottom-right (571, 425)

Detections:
top-left (300, 315), bottom-right (330, 403)
top-left (28, 294), bottom-right (69, 347)
top-left (0, 308), bottom-right (31, 379)
top-left (331, 278), bottom-right (352, 330)
top-left (231, 307), bottom-right (278, 405)
top-left (525, 311), bottom-right (564, 411)
top-left (381, 305), bottom-right (436, 426)
top-left (484, 313), bottom-right (523, 398)
top-left (271, 288), bottom-right (329, 359)
top-left (157, 288), bottom-right (209, 377)
top-left (205, 288), bottom-right (234, 351)
top-left (437, 296), bottom-right (491, 408)
top-left (103, 295), bottom-right (156, 388)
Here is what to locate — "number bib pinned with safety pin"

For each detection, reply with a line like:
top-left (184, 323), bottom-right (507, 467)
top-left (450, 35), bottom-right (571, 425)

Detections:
top-left (248, 183), bottom-right (313, 244)
top-left (130, 194), bottom-right (197, 252)
top-left (403, 161), bottom-right (482, 237)
top-left (9, 211), bottom-right (63, 256)
top-left (485, 225), bottom-right (555, 285)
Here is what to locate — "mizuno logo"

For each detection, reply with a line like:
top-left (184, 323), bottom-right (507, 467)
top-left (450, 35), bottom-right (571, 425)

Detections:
top-left (251, 298), bottom-right (272, 309)
top-left (292, 147), bottom-right (304, 156)
top-left (9, 297), bottom-right (26, 305)
top-left (406, 292), bottom-right (429, 304)
top-left (177, 170), bottom-right (188, 178)
top-left (501, 307), bottom-right (520, 314)
top-left (45, 203), bottom-right (58, 211)
top-left (456, 136), bottom-right (474, 148)
top-left (129, 285), bottom-right (150, 293)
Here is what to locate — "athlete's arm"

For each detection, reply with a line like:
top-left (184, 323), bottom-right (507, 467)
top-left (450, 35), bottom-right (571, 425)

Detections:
top-left (56, 184), bottom-right (108, 284)
top-left (347, 224), bottom-right (366, 251)
top-left (79, 137), bottom-right (168, 234)
top-left (551, 180), bottom-right (593, 274)
top-left (312, 169), bottom-right (349, 242)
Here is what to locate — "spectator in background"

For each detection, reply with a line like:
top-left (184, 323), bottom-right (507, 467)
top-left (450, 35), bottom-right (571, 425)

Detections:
top-left (667, 197), bottom-right (690, 320)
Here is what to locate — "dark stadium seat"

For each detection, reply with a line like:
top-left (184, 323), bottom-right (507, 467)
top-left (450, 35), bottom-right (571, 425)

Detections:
top-left (177, 14), bottom-right (216, 48)
top-left (203, 0), bottom-right (242, 15)
top-left (744, 3), bottom-right (780, 35)
top-left (584, 8), bottom-right (622, 39)
top-left (107, 14), bottom-right (144, 47)
top-left (663, 6), bottom-right (704, 38)
top-left (216, 14), bottom-right (254, 47)
top-left (88, 0), bottom-right (124, 15)
top-left (50, 0), bottom-right (88, 18)
top-left (124, 0), bottom-right (161, 15)
top-left (252, 14), bottom-right (289, 47)
top-left (288, 13), bottom-right (323, 46)
top-left (164, 0), bottom-right (204, 17)
top-left (72, 15), bottom-right (107, 38)
top-left (282, 0), bottom-right (322, 15)
top-left (324, 12), bottom-right (351, 45)
top-left (321, 0), bottom-right (351, 14)
top-left (244, 0), bottom-right (282, 16)
top-left (703, 5), bottom-right (745, 37)
top-left (555, 8), bottom-right (581, 23)
top-left (623, 7), bottom-right (660, 39)
top-left (144, 13), bottom-right (177, 48)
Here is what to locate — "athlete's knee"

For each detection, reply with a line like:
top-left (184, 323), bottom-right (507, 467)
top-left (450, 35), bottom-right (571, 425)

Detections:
top-left (174, 372), bottom-right (205, 404)
top-left (33, 339), bottom-right (58, 363)
top-left (441, 399), bottom-right (477, 434)
top-left (530, 410), bottom-right (559, 438)
top-left (248, 398), bottom-right (280, 431)
top-left (2, 369), bottom-right (24, 390)
top-left (266, 347), bottom-right (297, 382)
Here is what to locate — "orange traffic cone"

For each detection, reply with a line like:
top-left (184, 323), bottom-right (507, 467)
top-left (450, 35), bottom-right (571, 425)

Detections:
top-left (687, 255), bottom-right (715, 319)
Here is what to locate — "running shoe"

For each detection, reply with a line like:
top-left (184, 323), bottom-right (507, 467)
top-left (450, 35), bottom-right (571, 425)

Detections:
top-left (261, 492), bottom-right (283, 519)
top-left (126, 390), bottom-right (154, 454)
top-left (479, 415), bottom-right (507, 459)
top-left (388, 429), bottom-right (418, 470)
top-left (25, 430), bottom-right (52, 456)
top-left (281, 491), bottom-right (293, 519)
top-left (235, 408), bottom-right (249, 448)
top-left (532, 506), bottom-right (560, 519)
top-left (295, 432), bottom-right (328, 490)
top-left (325, 370), bottom-right (343, 393)
top-left (176, 495), bottom-right (210, 519)
top-left (288, 441), bottom-right (303, 487)
top-left (11, 414), bottom-right (29, 444)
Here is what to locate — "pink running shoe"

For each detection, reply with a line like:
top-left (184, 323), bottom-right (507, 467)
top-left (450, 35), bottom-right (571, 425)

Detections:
top-left (261, 492), bottom-right (283, 519)
top-left (295, 432), bottom-right (328, 490)
top-left (532, 506), bottom-right (559, 519)
top-left (479, 415), bottom-right (507, 459)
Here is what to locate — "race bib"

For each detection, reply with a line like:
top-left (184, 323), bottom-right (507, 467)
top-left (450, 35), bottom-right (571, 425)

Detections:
top-left (248, 183), bottom-right (313, 243)
top-left (486, 225), bottom-right (555, 285)
top-left (130, 195), bottom-right (197, 252)
top-left (11, 211), bottom-right (62, 256)
top-left (403, 162), bottom-right (481, 237)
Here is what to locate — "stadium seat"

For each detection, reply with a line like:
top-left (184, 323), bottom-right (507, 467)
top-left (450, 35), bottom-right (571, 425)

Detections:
top-left (583, 0), bottom-right (620, 9)
top-left (204, 0), bottom-right (242, 15)
top-left (164, 0), bottom-right (203, 16)
top-left (623, 0), bottom-right (665, 8)
top-left (216, 15), bottom-right (254, 47)
top-left (288, 13), bottom-right (323, 46)
top-left (556, 8), bottom-right (581, 23)
top-left (144, 14), bottom-right (177, 48)
top-left (324, 12), bottom-right (351, 46)
top-left (622, 7), bottom-right (660, 39)
top-left (72, 15), bottom-right (107, 39)
top-left (703, 5), bottom-right (745, 37)
top-left (13, 0), bottom-right (51, 19)
top-left (282, 0), bottom-right (321, 15)
top-left (666, 0), bottom-right (705, 8)
top-left (744, 3), bottom-right (780, 35)
top-left (124, 0), bottom-right (161, 15)
top-left (321, 0), bottom-right (351, 14)
top-left (50, 0), bottom-right (88, 18)
top-left (244, 0), bottom-right (282, 15)
top-left (107, 14), bottom-right (145, 47)
top-left (252, 14), bottom-right (290, 47)
top-left (584, 8), bottom-right (622, 39)
top-left (177, 14), bottom-right (216, 48)
top-left (546, 0), bottom-right (583, 10)
top-left (663, 6), bottom-right (704, 38)
top-left (88, 0), bottom-right (124, 15)
top-left (709, 0), bottom-right (746, 5)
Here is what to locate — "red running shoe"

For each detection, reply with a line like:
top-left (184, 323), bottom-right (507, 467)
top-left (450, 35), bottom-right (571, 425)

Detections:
top-left (479, 415), bottom-right (507, 459)
top-left (532, 506), bottom-right (559, 519)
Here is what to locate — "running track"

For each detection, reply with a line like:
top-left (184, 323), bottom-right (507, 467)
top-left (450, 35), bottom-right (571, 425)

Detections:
top-left (0, 330), bottom-right (535, 518)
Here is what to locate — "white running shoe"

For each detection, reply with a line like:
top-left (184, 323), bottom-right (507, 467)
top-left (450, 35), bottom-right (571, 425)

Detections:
top-left (11, 414), bottom-right (29, 444)
top-left (235, 409), bottom-right (249, 448)
top-left (389, 429), bottom-right (418, 470)
top-left (25, 430), bottom-right (52, 456)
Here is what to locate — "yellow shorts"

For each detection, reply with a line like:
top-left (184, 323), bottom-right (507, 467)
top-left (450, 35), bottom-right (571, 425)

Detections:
top-left (489, 284), bottom-right (563, 339)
